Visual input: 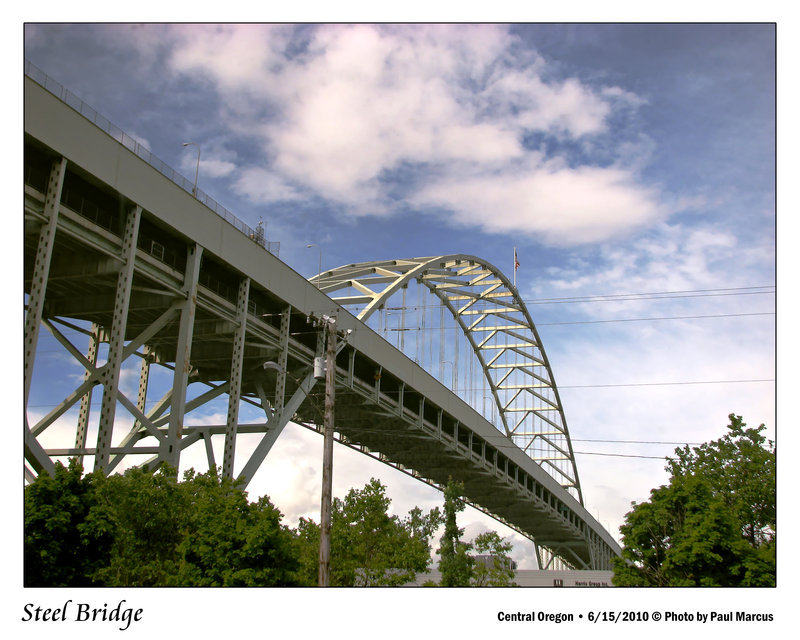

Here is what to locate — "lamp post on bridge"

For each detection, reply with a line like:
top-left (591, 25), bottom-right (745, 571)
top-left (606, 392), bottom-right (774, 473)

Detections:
top-left (306, 244), bottom-right (322, 288)
top-left (483, 394), bottom-right (496, 426)
top-left (182, 142), bottom-right (200, 197)
top-left (441, 360), bottom-right (455, 391)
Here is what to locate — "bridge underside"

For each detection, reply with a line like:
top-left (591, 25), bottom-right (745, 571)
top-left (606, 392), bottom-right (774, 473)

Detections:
top-left (23, 71), bottom-right (621, 571)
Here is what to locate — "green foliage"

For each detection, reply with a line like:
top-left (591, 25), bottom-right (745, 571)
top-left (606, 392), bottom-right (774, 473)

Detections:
top-left (295, 478), bottom-right (442, 586)
top-left (472, 531), bottom-right (517, 586)
top-left (25, 463), bottom-right (299, 586)
top-left (26, 466), bottom-right (520, 588)
top-left (173, 470), bottom-right (299, 586)
top-left (436, 478), bottom-right (474, 586)
top-left (24, 459), bottom-right (111, 586)
top-left (613, 414), bottom-right (775, 587)
top-left (434, 478), bottom-right (517, 586)
top-left (90, 466), bottom-right (187, 586)
top-left (294, 516), bottom-right (323, 586)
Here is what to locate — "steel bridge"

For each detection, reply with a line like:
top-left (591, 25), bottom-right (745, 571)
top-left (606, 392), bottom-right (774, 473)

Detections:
top-left (23, 64), bottom-right (621, 571)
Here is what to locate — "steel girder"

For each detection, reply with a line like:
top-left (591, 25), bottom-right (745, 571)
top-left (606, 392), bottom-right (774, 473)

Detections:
top-left (315, 256), bottom-right (583, 504)
top-left (22, 172), bottom-right (615, 569)
top-left (24, 69), bottom-right (622, 569)
top-left (23, 167), bottom-right (322, 484)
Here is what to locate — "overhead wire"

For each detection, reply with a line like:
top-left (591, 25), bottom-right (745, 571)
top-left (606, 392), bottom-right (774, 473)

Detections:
top-left (29, 282), bottom-right (775, 464)
top-left (377, 285), bottom-right (775, 312)
top-left (526, 285), bottom-right (774, 305)
top-left (572, 451), bottom-right (671, 460)
top-left (538, 311), bottom-right (774, 326)
top-left (23, 394), bottom-right (722, 461)
top-left (558, 378), bottom-right (774, 389)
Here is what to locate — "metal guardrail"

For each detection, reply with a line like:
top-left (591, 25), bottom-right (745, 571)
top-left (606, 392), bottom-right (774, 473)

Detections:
top-left (24, 60), bottom-right (279, 258)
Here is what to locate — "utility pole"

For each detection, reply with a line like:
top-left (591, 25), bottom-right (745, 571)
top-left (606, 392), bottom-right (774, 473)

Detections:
top-left (318, 316), bottom-right (336, 586)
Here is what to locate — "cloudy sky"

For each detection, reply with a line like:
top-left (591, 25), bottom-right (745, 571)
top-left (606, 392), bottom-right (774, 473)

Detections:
top-left (23, 22), bottom-right (777, 580)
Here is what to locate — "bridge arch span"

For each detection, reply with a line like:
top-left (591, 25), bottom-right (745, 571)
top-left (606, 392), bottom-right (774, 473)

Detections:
top-left (24, 64), bottom-right (621, 569)
top-left (315, 255), bottom-right (583, 504)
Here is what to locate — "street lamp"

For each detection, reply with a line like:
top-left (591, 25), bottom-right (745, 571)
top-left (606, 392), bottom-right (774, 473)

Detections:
top-left (441, 360), bottom-right (455, 390)
top-left (483, 394), bottom-right (496, 425)
top-left (306, 243), bottom-right (322, 288)
top-left (183, 142), bottom-right (201, 196)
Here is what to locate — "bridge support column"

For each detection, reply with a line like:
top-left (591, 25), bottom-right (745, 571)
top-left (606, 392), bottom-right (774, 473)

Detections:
top-left (94, 205), bottom-right (142, 472)
top-left (74, 323), bottom-right (102, 465)
top-left (133, 346), bottom-right (153, 433)
top-left (24, 157), bottom-right (66, 403)
top-left (24, 157), bottom-right (67, 479)
top-left (222, 277), bottom-right (250, 478)
top-left (275, 306), bottom-right (291, 414)
top-left (160, 243), bottom-right (203, 472)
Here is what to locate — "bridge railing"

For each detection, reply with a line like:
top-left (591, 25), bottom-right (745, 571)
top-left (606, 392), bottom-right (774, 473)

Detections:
top-left (24, 60), bottom-right (280, 258)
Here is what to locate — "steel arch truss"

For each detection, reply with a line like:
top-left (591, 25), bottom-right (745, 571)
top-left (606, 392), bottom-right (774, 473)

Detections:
top-left (316, 255), bottom-right (583, 504)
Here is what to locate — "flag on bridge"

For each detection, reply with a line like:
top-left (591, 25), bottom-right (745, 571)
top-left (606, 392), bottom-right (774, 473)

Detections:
top-left (514, 248), bottom-right (520, 271)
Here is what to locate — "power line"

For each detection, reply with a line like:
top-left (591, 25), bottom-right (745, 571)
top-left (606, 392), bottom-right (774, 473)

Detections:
top-left (538, 311), bottom-right (774, 326)
top-left (362, 310), bottom-right (774, 333)
top-left (25, 376), bottom-right (776, 410)
top-left (559, 378), bottom-right (774, 389)
top-left (573, 451), bottom-right (669, 460)
top-left (389, 285), bottom-right (774, 309)
top-left (526, 285), bottom-right (775, 305)
top-left (31, 306), bottom-right (774, 357)
top-left (21, 400), bottom-right (704, 460)
top-left (572, 438), bottom-right (703, 445)
top-left (377, 285), bottom-right (775, 313)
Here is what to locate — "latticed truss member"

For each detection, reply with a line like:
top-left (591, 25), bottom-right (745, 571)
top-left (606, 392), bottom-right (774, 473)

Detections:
top-left (24, 63), bottom-right (622, 570)
top-left (314, 255), bottom-right (583, 505)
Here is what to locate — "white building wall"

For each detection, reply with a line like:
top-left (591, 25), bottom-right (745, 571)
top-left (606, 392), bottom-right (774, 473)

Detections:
top-left (403, 570), bottom-right (613, 587)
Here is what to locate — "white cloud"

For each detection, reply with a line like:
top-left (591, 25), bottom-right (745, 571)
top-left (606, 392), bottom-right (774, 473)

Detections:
top-left (235, 168), bottom-right (305, 203)
top-left (198, 158), bottom-right (237, 179)
top-left (522, 221), bottom-right (775, 541)
top-left (166, 24), bottom-right (294, 93)
top-left (540, 222), bottom-right (757, 299)
top-left (160, 24), bottom-right (663, 242)
top-left (413, 161), bottom-right (665, 245)
top-left (558, 319), bottom-right (775, 542)
top-left (179, 144), bottom-right (238, 180)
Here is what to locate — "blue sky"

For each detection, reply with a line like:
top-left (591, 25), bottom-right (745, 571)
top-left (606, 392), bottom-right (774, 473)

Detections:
top-left (22, 23), bottom-right (776, 574)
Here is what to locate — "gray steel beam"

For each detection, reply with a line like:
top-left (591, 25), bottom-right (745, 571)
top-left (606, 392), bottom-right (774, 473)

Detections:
top-left (94, 205), bottom-right (142, 472)
top-left (237, 368), bottom-right (320, 487)
top-left (24, 157), bottom-right (66, 406)
top-left (222, 277), bottom-right (250, 478)
top-left (75, 323), bottom-right (101, 464)
top-left (24, 76), bottom-right (621, 568)
top-left (159, 243), bottom-right (202, 471)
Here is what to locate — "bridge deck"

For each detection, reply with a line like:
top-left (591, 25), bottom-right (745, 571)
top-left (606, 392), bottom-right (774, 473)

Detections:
top-left (24, 73), bottom-right (621, 570)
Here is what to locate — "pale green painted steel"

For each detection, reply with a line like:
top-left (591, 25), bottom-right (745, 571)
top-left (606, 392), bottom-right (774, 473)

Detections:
top-left (24, 65), bottom-right (621, 569)
top-left (316, 256), bottom-right (583, 504)
top-left (95, 205), bottom-right (142, 472)
top-left (223, 277), bottom-right (251, 478)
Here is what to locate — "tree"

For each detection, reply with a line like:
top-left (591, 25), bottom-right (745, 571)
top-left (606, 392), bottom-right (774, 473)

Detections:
top-left (294, 478), bottom-right (442, 586)
top-left (172, 469), bottom-right (299, 586)
top-left (434, 478), bottom-right (517, 586)
top-left (24, 459), bottom-right (112, 586)
top-left (25, 464), bottom-right (301, 586)
top-left (612, 414), bottom-right (775, 587)
top-left (436, 478), bottom-right (474, 586)
top-left (89, 465), bottom-right (189, 586)
top-left (471, 531), bottom-right (517, 586)
top-left (294, 516), bottom-right (323, 586)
